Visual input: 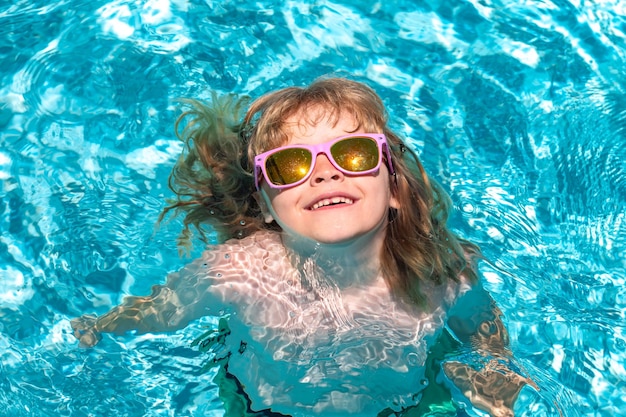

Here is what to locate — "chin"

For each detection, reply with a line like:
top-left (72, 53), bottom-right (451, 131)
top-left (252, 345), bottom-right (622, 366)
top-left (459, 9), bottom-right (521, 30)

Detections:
top-left (310, 232), bottom-right (364, 246)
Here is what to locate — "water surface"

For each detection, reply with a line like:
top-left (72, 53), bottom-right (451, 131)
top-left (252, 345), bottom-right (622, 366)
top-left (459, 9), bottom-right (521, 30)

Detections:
top-left (1, 0), bottom-right (625, 415)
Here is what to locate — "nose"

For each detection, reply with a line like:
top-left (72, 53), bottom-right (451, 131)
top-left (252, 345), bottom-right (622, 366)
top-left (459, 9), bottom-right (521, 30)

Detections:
top-left (310, 153), bottom-right (344, 185)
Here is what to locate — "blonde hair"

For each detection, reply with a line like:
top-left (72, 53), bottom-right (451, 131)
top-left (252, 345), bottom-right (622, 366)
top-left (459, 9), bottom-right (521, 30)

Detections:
top-left (159, 92), bottom-right (271, 251)
top-left (162, 78), bottom-right (480, 306)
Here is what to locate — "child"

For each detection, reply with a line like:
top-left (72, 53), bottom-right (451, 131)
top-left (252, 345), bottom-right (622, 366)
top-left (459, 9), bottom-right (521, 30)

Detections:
top-left (72, 77), bottom-right (533, 416)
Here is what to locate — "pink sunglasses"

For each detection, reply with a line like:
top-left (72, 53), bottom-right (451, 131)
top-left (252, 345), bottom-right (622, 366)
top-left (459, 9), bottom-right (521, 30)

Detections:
top-left (254, 133), bottom-right (395, 190)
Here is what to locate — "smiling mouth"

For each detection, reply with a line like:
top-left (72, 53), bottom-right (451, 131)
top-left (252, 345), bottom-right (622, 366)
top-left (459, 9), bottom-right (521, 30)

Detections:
top-left (309, 197), bottom-right (355, 210)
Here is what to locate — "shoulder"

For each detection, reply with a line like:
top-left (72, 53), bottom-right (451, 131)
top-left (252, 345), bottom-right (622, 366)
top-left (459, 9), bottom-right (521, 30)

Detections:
top-left (196, 230), bottom-right (292, 290)
top-left (424, 269), bottom-right (475, 306)
top-left (199, 231), bottom-right (296, 307)
top-left (201, 230), bottom-right (286, 263)
top-left (444, 246), bottom-right (482, 304)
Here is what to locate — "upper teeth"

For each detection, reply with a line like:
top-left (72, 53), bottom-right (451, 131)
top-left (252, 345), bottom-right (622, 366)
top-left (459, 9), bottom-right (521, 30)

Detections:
top-left (311, 197), bottom-right (354, 210)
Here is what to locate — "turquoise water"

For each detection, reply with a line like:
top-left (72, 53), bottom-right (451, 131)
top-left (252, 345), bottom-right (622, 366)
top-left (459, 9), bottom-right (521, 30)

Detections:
top-left (1, 0), bottom-right (625, 415)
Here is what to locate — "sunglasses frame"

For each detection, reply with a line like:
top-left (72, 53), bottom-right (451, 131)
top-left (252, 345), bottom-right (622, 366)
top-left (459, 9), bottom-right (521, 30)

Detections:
top-left (254, 133), bottom-right (395, 190)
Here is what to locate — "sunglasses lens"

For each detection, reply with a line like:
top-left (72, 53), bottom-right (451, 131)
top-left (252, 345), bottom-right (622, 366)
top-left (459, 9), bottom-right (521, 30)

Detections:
top-left (331, 137), bottom-right (379, 172)
top-left (265, 148), bottom-right (313, 185)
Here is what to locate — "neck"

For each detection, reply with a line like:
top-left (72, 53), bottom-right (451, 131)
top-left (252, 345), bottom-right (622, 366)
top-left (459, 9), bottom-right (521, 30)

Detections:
top-left (281, 222), bottom-right (387, 288)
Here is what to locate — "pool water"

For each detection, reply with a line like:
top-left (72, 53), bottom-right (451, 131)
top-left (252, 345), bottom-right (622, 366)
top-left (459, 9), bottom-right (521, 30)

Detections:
top-left (1, 0), bottom-right (625, 416)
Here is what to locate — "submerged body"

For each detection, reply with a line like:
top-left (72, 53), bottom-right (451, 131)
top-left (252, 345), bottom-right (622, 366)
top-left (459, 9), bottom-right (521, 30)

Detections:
top-left (195, 232), bottom-right (471, 415)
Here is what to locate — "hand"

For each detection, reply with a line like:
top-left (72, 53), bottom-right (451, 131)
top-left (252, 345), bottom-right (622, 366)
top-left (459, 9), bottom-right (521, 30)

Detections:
top-left (443, 360), bottom-right (536, 417)
top-left (71, 314), bottom-right (102, 347)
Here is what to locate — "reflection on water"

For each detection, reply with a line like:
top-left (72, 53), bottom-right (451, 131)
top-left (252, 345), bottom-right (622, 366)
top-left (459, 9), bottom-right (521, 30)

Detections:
top-left (1, 0), bottom-right (625, 416)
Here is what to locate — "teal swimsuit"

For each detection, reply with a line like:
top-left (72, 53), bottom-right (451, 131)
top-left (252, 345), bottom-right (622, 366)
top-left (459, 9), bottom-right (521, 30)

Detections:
top-left (194, 318), bottom-right (467, 417)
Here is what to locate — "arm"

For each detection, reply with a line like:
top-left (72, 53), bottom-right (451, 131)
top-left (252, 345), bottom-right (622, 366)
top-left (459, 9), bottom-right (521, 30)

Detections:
top-left (446, 283), bottom-right (511, 353)
top-left (444, 284), bottom-right (539, 417)
top-left (72, 253), bottom-right (228, 347)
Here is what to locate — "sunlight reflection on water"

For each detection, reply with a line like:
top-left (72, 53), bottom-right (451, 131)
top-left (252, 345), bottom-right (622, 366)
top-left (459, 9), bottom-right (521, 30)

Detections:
top-left (0, 0), bottom-right (625, 415)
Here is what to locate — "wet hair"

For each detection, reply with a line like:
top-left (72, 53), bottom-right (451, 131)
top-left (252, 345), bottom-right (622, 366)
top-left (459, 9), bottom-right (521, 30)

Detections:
top-left (159, 92), bottom-right (271, 251)
top-left (162, 78), bottom-right (480, 307)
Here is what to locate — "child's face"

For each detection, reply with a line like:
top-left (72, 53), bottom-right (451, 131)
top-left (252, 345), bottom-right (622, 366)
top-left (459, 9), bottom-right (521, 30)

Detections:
top-left (260, 109), bottom-right (399, 245)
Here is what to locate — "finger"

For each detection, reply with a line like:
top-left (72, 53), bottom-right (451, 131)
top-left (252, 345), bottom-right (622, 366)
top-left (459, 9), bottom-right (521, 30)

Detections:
top-left (78, 329), bottom-right (102, 348)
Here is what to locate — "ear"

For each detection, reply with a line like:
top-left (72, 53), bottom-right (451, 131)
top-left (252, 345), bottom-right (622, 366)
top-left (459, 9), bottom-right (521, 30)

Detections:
top-left (253, 191), bottom-right (275, 223)
top-left (389, 194), bottom-right (400, 210)
top-left (389, 175), bottom-right (400, 209)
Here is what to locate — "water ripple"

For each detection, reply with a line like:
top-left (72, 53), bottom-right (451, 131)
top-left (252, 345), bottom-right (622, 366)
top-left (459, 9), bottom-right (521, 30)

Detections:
top-left (1, 1), bottom-right (625, 416)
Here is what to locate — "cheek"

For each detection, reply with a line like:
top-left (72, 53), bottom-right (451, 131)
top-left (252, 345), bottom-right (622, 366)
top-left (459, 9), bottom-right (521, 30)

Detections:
top-left (374, 171), bottom-right (399, 209)
top-left (267, 189), bottom-right (298, 218)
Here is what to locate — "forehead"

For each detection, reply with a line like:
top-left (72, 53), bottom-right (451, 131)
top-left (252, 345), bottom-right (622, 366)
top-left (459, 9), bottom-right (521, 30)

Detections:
top-left (282, 106), bottom-right (360, 143)
top-left (249, 101), bottom-right (384, 157)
